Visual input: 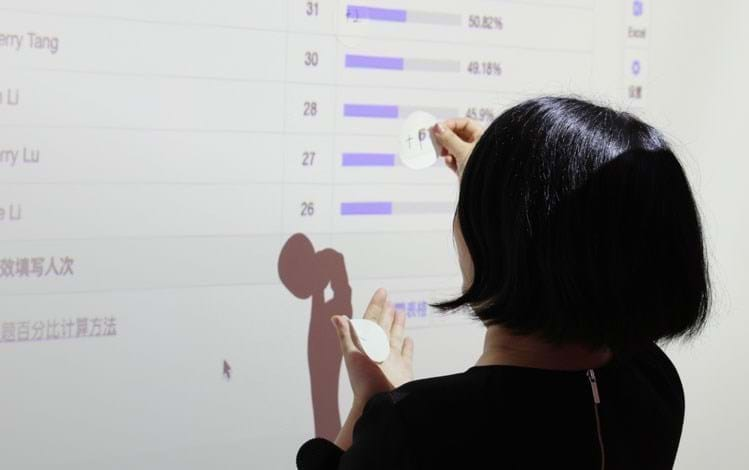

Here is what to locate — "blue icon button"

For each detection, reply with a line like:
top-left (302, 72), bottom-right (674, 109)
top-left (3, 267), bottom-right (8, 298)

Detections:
top-left (633, 1), bottom-right (644, 17)
top-left (631, 60), bottom-right (641, 76)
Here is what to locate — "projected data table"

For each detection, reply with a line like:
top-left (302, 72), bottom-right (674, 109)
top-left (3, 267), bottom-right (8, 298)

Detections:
top-left (0, 0), bottom-right (598, 296)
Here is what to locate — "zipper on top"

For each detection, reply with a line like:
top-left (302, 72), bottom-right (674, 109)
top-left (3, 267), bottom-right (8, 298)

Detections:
top-left (587, 369), bottom-right (605, 470)
top-left (587, 369), bottom-right (601, 404)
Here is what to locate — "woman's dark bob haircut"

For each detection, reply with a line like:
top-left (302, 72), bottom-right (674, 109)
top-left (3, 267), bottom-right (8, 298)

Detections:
top-left (436, 96), bottom-right (710, 351)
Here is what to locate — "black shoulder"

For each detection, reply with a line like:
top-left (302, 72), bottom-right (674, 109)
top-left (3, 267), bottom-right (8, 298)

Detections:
top-left (368, 370), bottom-right (490, 435)
top-left (637, 342), bottom-right (685, 410)
top-left (385, 370), bottom-right (478, 405)
top-left (600, 342), bottom-right (686, 426)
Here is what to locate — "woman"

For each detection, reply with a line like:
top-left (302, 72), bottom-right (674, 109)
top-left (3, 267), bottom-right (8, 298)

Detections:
top-left (296, 97), bottom-right (710, 469)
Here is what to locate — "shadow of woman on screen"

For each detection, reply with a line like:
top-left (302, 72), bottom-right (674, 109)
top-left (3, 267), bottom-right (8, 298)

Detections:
top-left (278, 233), bottom-right (353, 442)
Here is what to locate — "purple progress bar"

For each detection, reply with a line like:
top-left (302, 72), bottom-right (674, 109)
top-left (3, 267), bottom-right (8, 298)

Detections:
top-left (343, 104), bottom-right (399, 118)
top-left (347, 5), bottom-right (407, 22)
top-left (342, 153), bottom-right (396, 166)
top-left (340, 202), bottom-right (393, 215)
top-left (345, 54), bottom-right (404, 70)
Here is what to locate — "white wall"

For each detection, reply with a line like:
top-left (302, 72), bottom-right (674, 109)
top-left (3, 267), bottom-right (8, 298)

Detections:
top-left (648, 1), bottom-right (749, 468)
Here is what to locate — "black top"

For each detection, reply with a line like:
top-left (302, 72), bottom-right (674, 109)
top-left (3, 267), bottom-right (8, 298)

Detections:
top-left (296, 342), bottom-right (685, 470)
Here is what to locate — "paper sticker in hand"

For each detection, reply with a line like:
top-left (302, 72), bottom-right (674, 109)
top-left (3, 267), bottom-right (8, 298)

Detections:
top-left (400, 111), bottom-right (440, 170)
top-left (349, 319), bottom-right (390, 363)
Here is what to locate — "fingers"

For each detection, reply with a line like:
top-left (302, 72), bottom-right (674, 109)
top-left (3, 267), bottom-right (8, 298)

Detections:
top-left (389, 310), bottom-right (405, 351)
top-left (431, 122), bottom-right (475, 174)
top-left (432, 122), bottom-right (472, 156)
top-left (363, 288), bottom-right (394, 333)
top-left (402, 337), bottom-right (414, 363)
top-left (442, 155), bottom-right (458, 174)
top-left (443, 118), bottom-right (484, 142)
top-left (359, 288), bottom-right (411, 358)
top-left (378, 301), bottom-right (395, 334)
top-left (363, 288), bottom-right (387, 321)
top-left (331, 316), bottom-right (357, 354)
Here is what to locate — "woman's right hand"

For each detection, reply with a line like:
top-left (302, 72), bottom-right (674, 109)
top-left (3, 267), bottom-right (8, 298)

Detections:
top-left (431, 118), bottom-right (485, 177)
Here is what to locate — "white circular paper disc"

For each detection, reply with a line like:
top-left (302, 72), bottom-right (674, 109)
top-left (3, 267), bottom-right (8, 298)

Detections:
top-left (400, 111), bottom-right (440, 170)
top-left (349, 319), bottom-right (390, 363)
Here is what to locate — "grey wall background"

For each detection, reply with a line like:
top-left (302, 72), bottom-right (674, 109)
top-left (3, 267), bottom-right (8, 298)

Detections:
top-left (648, 1), bottom-right (748, 468)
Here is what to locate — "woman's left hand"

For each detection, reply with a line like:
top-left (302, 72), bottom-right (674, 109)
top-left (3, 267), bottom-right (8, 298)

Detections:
top-left (331, 288), bottom-right (415, 407)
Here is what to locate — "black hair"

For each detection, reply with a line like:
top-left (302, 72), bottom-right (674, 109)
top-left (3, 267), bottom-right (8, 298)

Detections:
top-left (435, 96), bottom-right (710, 351)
